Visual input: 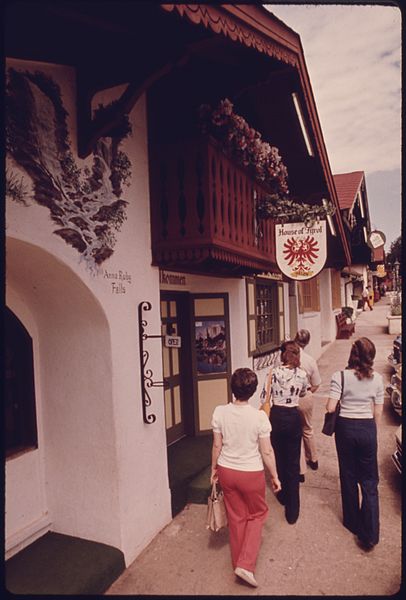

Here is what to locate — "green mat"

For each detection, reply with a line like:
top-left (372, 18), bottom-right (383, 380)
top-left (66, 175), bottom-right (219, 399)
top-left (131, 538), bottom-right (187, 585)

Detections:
top-left (167, 435), bottom-right (212, 515)
top-left (6, 531), bottom-right (125, 595)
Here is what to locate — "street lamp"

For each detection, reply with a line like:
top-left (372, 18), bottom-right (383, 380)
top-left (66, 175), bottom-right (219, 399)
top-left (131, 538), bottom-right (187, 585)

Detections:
top-left (393, 259), bottom-right (400, 292)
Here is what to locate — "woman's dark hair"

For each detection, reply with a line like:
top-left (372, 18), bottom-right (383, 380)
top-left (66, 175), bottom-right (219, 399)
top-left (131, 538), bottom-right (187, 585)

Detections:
top-left (280, 340), bottom-right (301, 369)
top-left (231, 368), bottom-right (258, 400)
top-left (347, 337), bottom-right (375, 379)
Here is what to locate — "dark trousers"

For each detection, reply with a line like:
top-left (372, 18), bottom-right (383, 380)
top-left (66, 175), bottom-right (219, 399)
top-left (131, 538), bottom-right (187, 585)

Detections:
top-left (270, 405), bottom-right (302, 522)
top-left (335, 417), bottom-right (379, 545)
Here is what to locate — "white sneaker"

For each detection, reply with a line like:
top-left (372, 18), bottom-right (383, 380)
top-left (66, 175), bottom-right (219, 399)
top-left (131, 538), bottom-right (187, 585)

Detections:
top-left (234, 567), bottom-right (258, 587)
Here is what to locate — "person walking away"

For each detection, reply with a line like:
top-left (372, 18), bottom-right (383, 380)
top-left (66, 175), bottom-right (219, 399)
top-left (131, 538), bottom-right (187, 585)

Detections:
top-left (362, 286), bottom-right (373, 310)
top-left (325, 337), bottom-right (384, 551)
top-left (211, 368), bottom-right (281, 588)
top-left (263, 341), bottom-right (308, 525)
top-left (294, 330), bottom-right (322, 477)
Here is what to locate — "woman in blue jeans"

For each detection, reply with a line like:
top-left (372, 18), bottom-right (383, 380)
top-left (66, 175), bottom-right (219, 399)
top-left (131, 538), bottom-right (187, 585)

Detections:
top-left (326, 337), bottom-right (384, 551)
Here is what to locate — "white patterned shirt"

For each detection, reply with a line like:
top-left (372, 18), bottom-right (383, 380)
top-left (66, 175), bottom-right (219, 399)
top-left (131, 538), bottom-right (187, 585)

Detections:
top-left (271, 366), bottom-right (308, 407)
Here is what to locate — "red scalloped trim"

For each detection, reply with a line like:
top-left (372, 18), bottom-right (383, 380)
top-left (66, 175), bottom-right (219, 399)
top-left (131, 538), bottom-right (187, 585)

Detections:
top-left (161, 4), bottom-right (298, 67)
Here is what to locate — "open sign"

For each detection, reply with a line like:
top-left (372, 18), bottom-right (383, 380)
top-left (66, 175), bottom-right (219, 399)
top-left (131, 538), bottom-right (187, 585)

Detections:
top-left (164, 335), bottom-right (182, 348)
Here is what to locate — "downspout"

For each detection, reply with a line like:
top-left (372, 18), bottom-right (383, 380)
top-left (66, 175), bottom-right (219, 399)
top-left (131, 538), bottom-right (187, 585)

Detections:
top-left (344, 266), bottom-right (352, 307)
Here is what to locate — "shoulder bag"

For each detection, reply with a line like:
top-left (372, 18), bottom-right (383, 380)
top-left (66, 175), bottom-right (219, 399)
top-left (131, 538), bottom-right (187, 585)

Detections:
top-left (322, 370), bottom-right (344, 436)
top-left (260, 369), bottom-right (272, 418)
top-left (206, 482), bottom-right (228, 532)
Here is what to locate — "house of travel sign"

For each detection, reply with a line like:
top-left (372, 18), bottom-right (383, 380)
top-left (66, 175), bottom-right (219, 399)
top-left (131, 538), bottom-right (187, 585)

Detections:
top-left (275, 221), bottom-right (327, 280)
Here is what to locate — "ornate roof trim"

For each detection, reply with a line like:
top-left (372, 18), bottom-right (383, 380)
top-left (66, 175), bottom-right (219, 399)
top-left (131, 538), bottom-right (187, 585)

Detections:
top-left (161, 4), bottom-right (298, 67)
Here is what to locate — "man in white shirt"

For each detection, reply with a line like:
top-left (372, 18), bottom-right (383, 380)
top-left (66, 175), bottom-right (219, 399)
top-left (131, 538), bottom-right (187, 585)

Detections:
top-left (294, 330), bottom-right (322, 475)
top-left (362, 286), bottom-right (373, 311)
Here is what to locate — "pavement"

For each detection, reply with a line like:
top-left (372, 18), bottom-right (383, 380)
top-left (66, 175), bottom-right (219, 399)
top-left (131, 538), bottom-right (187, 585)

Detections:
top-left (106, 296), bottom-right (402, 596)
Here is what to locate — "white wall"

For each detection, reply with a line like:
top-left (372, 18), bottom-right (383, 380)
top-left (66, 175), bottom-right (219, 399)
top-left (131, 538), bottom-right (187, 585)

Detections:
top-left (319, 269), bottom-right (336, 344)
top-left (6, 58), bottom-right (172, 566)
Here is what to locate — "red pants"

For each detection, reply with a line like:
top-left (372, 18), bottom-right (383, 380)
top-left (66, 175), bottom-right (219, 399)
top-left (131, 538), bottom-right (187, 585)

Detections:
top-left (217, 465), bottom-right (269, 572)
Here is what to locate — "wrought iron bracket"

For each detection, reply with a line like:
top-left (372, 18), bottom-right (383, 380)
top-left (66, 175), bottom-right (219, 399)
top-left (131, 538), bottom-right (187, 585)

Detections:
top-left (138, 301), bottom-right (165, 424)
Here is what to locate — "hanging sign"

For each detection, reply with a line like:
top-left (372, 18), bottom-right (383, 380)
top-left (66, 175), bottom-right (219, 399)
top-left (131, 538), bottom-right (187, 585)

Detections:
top-left (367, 230), bottom-right (386, 250)
top-left (275, 221), bottom-right (327, 280)
top-left (376, 264), bottom-right (386, 278)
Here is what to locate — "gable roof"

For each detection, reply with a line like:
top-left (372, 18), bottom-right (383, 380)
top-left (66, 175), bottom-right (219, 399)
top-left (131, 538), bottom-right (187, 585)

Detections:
top-left (333, 171), bottom-right (364, 210)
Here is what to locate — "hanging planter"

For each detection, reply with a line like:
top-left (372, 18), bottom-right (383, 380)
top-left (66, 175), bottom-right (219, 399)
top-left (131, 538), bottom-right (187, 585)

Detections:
top-left (256, 194), bottom-right (336, 229)
top-left (198, 98), bottom-right (289, 197)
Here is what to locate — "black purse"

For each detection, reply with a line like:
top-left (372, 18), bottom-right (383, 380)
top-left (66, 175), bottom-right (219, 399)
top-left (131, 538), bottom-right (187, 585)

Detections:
top-left (322, 371), bottom-right (343, 436)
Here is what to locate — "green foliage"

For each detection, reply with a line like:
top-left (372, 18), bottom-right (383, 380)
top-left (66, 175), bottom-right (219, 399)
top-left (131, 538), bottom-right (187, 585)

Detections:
top-left (256, 194), bottom-right (336, 227)
top-left (386, 236), bottom-right (401, 267)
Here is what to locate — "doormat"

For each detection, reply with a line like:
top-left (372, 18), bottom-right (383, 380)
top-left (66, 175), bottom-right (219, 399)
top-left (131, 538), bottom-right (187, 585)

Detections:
top-left (6, 531), bottom-right (125, 595)
top-left (167, 435), bottom-right (212, 516)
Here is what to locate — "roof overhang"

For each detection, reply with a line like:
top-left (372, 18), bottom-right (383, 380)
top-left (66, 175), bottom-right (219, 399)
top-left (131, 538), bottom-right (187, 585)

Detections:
top-left (161, 4), bottom-right (351, 267)
top-left (5, 1), bottom-right (351, 266)
top-left (341, 267), bottom-right (364, 280)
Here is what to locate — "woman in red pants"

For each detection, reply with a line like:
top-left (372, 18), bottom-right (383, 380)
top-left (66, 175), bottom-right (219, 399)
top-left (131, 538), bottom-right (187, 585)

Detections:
top-left (211, 368), bottom-right (281, 588)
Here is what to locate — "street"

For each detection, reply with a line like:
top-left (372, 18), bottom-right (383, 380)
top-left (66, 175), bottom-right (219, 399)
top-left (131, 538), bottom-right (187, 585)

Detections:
top-left (106, 296), bottom-right (401, 596)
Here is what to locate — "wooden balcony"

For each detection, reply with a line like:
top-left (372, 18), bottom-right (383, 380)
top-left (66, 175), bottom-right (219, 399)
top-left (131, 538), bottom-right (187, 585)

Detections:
top-left (149, 137), bottom-right (277, 276)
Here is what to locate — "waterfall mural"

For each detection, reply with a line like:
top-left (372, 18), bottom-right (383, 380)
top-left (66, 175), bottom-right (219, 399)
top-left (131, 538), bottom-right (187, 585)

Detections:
top-left (5, 68), bottom-right (132, 269)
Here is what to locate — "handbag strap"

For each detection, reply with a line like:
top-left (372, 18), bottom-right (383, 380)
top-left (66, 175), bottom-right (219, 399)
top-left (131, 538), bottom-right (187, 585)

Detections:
top-left (265, 368), bottom-right (273, 406)
top-left (337, 370), bottom-right (344, 413)
top-left (211, 481), bottom-right (218, 500)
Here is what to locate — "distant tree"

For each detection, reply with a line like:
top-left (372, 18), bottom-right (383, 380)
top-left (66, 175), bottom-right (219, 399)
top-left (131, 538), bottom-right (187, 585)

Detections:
top-left (386, 236), bottom-right (401, 267)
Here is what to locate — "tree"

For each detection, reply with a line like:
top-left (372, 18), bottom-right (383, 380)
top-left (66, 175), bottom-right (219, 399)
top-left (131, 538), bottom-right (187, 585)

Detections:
top-left (386, 236), bottom-right (401, 267)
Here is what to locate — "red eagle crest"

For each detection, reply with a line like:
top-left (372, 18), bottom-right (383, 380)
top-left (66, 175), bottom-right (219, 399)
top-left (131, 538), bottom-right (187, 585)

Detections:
top-left (283, 236), bottom-right (319, 269)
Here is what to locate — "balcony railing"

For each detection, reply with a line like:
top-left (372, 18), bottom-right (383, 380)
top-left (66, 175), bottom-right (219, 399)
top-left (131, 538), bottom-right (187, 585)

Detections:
top-left (149, 136), bottom-right (277, 275)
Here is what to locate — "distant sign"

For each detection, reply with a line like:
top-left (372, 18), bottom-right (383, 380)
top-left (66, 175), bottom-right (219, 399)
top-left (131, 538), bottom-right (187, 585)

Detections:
top-left (275, 221), bottom-right (327, 280)
top-left (367, 230), bottom-right (386, 249)
top-left (376, 264), bottom-right (386, 278)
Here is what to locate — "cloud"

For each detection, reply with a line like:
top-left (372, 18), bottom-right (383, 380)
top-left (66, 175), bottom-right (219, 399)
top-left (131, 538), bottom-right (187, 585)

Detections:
top-left (266, 4), bottom-right (401, 174)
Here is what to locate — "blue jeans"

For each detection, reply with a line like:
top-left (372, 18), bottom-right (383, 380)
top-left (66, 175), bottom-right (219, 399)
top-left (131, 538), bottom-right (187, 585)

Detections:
top-left (335, 417), bottom-right (379, 545)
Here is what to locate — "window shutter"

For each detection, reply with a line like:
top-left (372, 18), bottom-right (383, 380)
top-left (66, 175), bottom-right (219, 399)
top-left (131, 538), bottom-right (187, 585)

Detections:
top-left (298, 282), bottom-right (304, 313)
top-left (277, 282), bottom-right (285, 342)
top-left (315, 276), bottom-right (320, 311)
top-left (246, 278), bottom-right (257, 356)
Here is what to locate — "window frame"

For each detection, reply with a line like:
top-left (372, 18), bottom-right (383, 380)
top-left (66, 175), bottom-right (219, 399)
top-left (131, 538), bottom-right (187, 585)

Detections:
top-left (246, 277), bottom-right (284, 356)
top-left (331, 270), bottom-right (342, 309)
top-left (298, 276), bottom-right (320, 313)
top-left (5, 307), bottom-right (38, 458)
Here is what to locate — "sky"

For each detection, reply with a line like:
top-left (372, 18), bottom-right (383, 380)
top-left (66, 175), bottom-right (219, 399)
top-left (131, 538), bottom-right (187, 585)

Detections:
top-left (266, 3), bottom-right (401, 249)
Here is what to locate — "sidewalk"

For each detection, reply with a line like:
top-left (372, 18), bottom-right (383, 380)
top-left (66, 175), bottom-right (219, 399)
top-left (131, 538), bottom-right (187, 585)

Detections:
top-left (106, 297), bottom-right (402, 596)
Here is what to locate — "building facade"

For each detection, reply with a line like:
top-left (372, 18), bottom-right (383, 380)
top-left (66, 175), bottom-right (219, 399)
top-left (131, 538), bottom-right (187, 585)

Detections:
top-left (5, 3), bottom-right (352, 566)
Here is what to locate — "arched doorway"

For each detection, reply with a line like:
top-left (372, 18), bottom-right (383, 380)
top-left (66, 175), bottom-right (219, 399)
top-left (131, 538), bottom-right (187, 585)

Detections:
top-left (6, 238), bottom-right (118, 556)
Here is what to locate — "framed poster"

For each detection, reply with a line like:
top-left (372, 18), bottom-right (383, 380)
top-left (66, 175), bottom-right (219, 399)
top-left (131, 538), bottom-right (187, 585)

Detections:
top-left (195, 320), bottom-right (227, 375)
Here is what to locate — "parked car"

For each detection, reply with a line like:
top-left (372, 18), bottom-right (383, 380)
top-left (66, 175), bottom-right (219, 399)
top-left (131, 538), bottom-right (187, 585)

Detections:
top-left (387, 335), bottom-right (402, 417)
top-left (388, 334), bottom-right (402, 369)
top-left (386, 365), bottom-right (402, 417)
top-left (391, 426), bottom-right (402, 474)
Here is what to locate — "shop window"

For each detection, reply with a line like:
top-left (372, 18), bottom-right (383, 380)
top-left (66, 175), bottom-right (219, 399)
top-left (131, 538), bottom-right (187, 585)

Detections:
top-left (331, 270), bottom-right (342, 309)
top-left (246, 278), bottom-right (284, 355)
top-left (5, 307), bottom-right (38, 457)
top-left (298, 276), bottom-right (320, 313)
